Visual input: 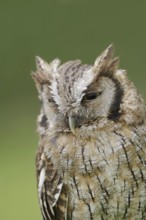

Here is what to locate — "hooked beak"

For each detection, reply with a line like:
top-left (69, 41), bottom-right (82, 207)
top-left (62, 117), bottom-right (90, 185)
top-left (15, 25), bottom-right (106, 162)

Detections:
top-left (69, 116), bottom-right (76, 135)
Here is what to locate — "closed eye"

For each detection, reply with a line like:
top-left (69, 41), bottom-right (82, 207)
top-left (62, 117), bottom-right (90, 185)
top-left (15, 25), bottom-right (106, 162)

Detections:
top-left (83, 91), bottom-right (102, 101)
top-left (48, 98), bottom-right (54, 102)
top-left (48, 97), bottom-right (56, 104)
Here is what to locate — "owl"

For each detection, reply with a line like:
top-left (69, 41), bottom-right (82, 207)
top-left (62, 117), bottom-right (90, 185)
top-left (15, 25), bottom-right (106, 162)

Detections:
top-left (32, 45), bottom-right (146, 220)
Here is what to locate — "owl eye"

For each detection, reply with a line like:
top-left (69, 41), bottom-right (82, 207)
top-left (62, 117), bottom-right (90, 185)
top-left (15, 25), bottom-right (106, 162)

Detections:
top-left (83, 92), bottom-right (102, 101)
top-left (48, 98), bottom-right (54, 103)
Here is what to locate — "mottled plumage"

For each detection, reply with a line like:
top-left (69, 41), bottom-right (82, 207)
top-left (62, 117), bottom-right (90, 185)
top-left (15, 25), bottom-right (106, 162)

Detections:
top-left (32, 45), bottom-right (146, 220)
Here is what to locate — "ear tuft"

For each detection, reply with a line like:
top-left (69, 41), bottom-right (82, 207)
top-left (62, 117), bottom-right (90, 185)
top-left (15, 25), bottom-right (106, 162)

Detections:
top-left (107, 57), bottom-right (120, 73)
top-left (93, 44), bottom-right (119, 75)
top-left (50, 58), bottom-right (61, 74)
top-left (31, 56), bottom-right (52, 91)
top-left (47, 58), bottom-right (61, 80)
top-left (36, 56), bottom-right (51, 76)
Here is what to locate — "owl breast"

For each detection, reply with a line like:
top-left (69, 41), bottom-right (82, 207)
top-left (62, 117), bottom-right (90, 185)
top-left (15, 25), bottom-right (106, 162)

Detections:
top-left (45, 121), bottom-right (146, 219)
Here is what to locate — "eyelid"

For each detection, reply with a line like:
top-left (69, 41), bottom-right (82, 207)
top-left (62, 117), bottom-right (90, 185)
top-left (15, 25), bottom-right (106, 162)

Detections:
top-left (48, 98), bottom-right (54, 102)
top-left (83, 91), bottom-right (102, 101)
top-left (48, 97), bottom-right (56, 106)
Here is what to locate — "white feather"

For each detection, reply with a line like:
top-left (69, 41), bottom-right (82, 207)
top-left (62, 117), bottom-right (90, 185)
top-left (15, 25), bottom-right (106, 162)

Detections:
top-left (73, 68), bottom-right (95, 102)
top-left (52, 182), bottom-right (63, 207)
top-left (50, 58), bottom-right (61, 76)
top-left (38, 168), bottom-right (45, 194)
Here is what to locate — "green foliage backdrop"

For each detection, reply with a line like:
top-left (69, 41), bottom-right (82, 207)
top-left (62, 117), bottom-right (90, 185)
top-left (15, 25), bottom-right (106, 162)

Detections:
top-left (0, 1), bottom-right (146, 219)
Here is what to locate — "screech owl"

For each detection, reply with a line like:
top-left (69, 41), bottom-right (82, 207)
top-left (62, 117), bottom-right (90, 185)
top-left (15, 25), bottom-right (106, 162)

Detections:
top-left (32, 45), bottom-right (146, 220)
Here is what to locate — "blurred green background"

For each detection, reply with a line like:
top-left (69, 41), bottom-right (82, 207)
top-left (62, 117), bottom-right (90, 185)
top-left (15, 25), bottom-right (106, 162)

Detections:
top-left (0, 0), bottom-right (146, 219)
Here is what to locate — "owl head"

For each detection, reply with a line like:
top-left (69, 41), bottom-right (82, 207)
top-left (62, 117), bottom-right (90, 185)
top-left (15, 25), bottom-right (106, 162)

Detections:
top-left (32, 45), bottom-right (145, 134)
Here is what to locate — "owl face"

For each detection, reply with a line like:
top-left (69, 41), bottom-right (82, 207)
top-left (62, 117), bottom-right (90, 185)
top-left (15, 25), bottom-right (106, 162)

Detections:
top-left (32, 45), bottom-right (145, 134)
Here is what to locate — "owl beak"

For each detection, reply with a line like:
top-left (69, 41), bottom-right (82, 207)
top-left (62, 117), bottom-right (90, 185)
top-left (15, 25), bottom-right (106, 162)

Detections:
top-left (69, 116), bottom-right (76, 134)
